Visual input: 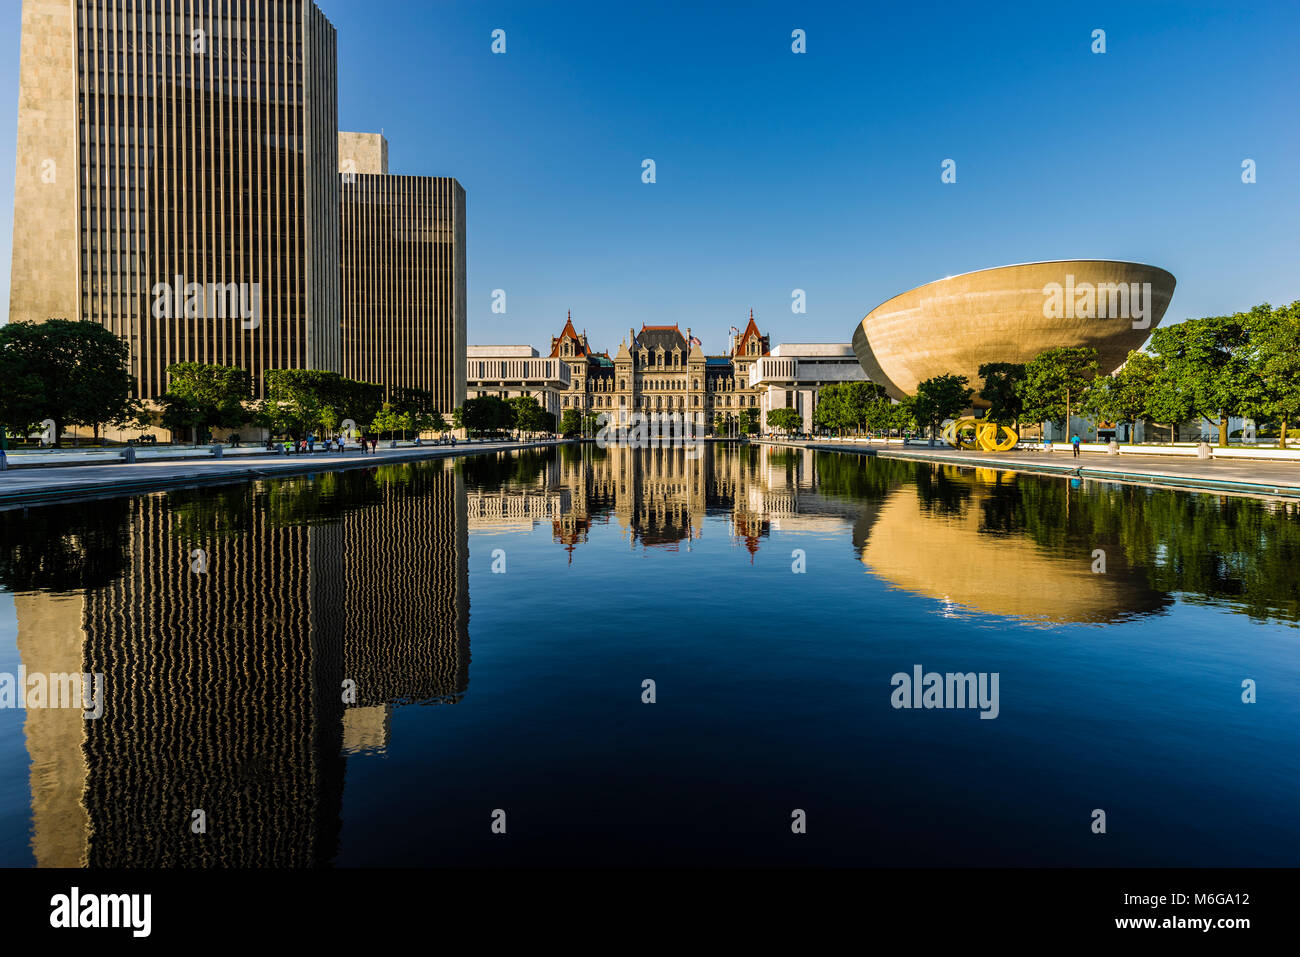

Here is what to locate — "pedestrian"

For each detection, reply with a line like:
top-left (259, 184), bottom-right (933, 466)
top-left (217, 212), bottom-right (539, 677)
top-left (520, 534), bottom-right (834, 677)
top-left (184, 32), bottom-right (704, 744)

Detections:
top-left (307, 433), bottom-right (316, 453)
top-left (1071, 432), bottom-right (1081, 458)
top-left (370, 436), bottom-right (378, 454)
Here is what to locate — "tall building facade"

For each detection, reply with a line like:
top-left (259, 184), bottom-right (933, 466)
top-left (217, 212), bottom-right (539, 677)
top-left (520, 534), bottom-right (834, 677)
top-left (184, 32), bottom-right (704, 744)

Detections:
top-left (548, 310), bottom-right (770, 430)
top-left (339, 132), bottom-right (466, 414)
top-left (10, 0), bottom-right (342, 400)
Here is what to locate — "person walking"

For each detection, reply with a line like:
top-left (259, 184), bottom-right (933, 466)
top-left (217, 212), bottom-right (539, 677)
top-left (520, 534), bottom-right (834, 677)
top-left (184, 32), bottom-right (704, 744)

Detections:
top-left (1071, 433), bottom-right (1081, 458)
top-left (307, 433), bottom-right (316, 454)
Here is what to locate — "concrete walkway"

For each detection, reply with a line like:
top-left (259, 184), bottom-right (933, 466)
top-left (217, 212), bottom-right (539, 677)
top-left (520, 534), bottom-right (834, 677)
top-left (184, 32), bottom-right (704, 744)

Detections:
top-left (0, 439), bottom-right (569, 508)
top-left (759, 439), bottom-right (1300, 500)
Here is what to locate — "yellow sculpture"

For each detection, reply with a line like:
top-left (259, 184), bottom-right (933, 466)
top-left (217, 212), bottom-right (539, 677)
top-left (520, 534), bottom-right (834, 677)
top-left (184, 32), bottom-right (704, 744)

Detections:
top-left (941, 417), bottom-right (1018, 452)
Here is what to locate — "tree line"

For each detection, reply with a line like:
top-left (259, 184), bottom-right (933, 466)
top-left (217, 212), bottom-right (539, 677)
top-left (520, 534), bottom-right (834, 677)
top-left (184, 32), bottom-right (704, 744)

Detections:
top-left (762, 302), bottom-right (1300, 447)
top-left (6, 302), bottom-right (1297, 447)
top-left (980, 301), bottom-right (1300, 446)
top-left (0, 319), bottom-right (455, 445)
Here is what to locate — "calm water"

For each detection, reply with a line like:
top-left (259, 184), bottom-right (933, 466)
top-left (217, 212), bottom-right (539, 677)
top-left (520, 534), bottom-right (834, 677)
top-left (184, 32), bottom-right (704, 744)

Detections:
top-left (1, 443), bottom-right (1298, 867)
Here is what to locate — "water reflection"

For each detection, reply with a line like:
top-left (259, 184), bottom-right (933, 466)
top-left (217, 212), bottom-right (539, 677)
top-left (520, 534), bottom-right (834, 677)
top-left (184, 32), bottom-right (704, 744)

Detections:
top-left (3, 462), bottom-right (467, 866)
top-left (2, 443), bottom-right (1298, 866)
top-left (464, 443), bottom-right (1300, 626)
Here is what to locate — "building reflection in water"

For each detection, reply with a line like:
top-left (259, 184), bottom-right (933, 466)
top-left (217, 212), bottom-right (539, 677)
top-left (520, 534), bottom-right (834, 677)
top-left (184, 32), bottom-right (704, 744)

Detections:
top-left (6, 442), bottom-right (1298, 865)
top-left (7, 461), bottom-right (467, 866)
top-left (466, 442), bottom-right (778, 557)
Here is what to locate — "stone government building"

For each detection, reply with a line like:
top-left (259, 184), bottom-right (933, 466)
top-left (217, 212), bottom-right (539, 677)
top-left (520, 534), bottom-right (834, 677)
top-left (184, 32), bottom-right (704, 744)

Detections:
top-left (468, 310), bottom-right (870, 434)
top-left (469, 310), bottom-right (774, 430)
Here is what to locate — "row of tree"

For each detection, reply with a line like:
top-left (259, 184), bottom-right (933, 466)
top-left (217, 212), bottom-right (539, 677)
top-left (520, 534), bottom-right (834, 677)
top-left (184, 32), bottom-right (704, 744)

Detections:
top-left (977, 302), bottom-right (1300, 447)
top-left (771, 302), bottom-right (1300, 448)
top-left (456, 395), bottom-right (557, 439)
top-left (159, 366), bottom-right (453, 442)
top-left (0, 319), bottom-right (459, 446)
top-left (8, 302), bottom-right (1296, 448)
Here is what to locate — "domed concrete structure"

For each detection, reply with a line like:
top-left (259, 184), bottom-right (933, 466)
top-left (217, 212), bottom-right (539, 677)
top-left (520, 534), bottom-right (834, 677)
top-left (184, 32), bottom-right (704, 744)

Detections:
top-left (852, 260), bottom-right (1176, 403)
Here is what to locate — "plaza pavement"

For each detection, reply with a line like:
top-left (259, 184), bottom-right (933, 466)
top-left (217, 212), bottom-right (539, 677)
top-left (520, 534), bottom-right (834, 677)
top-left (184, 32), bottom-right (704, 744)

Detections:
top-left (759, 438), bottom-right (1300, 500)
top-left (0, 439), bottom-right (570, 508)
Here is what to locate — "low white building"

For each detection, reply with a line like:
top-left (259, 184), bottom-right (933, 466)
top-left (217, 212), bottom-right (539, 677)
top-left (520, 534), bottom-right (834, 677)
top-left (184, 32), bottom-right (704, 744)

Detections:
top-left (466, 345), bottom-right (571, 418)
top-left (749, 343), bottom-right (871, 433)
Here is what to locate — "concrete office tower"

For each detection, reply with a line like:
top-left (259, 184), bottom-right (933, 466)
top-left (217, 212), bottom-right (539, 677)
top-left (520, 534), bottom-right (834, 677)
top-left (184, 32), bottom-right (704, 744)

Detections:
top-left (10, 0), bottom-right (341, 399)
top-left (339, 132), bottom-right (466, 414)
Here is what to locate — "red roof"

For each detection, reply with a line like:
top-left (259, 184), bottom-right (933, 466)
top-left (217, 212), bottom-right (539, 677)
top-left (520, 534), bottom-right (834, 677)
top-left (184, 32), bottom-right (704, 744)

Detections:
top-left (549, 311), bottom-right (589, 358)
top-left (732, 309), bottom-right (768, 357)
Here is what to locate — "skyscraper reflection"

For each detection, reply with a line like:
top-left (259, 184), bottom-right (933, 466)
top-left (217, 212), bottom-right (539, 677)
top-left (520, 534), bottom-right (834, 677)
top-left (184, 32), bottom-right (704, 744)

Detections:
top-left (8, 462), bottom-right (468, 866)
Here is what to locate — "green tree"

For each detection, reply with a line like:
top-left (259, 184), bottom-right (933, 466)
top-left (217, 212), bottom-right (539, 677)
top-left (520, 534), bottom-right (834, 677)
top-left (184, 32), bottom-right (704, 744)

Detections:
top-left (335, 378), bottom-right (384, 432)
top-left (844, 381), bottom-right (887, 434)
top-left (509, 396), bottom-right (547, 438)
top-left (1019, 346), bottom-right (1099, 437)
top-left (863, 396), bottom-right (898, 435)
top-left (425, 410), bottom-right (451, 436)
top-left (263, 370), bottom-right (382, 438)
top-left (0, 328), bottom-right (47, 447)
top-left (460, 396), bottom-right (514, 437)
top-left (890, 397), bottom-right (917, 435)
top-left (369, 402), bottom-right (398, 438)
top-left (978, 362), bottom-right (1026, 431)
top-left (766, 407), bottom-right (803, 434)
top-left (813, 383), bottom-right (856, 435)
top-left (911, 374), bottom-right (973, 443)
top-left (1241, 302), bottom-right (1300, 448)
top-left (0, 319), bottom-right (135, 446)
top-left (1148, 315), bottom-right (1251, 447)
top-left (390, 386), bottom-right (434, 418)
top-left (159, 362), bottom-right (249, 444)
top-left (1083, 351), bottom-right (1161, 442)
top-left (559, 408), bottom-right (583, 437)
top-left (738, 407), bottom-right (760, 435)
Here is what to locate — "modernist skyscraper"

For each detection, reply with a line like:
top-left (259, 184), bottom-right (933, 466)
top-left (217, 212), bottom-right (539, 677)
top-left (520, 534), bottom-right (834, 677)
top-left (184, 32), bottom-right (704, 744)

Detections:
top-left (339, 132), bottom-right (466, 415)
top-left (11, 1), bottom-right (467, 418)
top-left (11, 0), bottom-right (342, 400)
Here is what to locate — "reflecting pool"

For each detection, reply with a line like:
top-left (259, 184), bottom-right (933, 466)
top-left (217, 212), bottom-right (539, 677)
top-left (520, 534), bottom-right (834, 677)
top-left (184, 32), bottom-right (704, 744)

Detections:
top-left (1, 443), bottom-right (1297, 866)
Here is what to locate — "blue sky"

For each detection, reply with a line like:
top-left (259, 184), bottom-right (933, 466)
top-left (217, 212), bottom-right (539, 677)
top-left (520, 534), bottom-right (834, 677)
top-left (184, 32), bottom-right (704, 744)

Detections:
top-left (1, 0), bottom-right (1296, 355)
